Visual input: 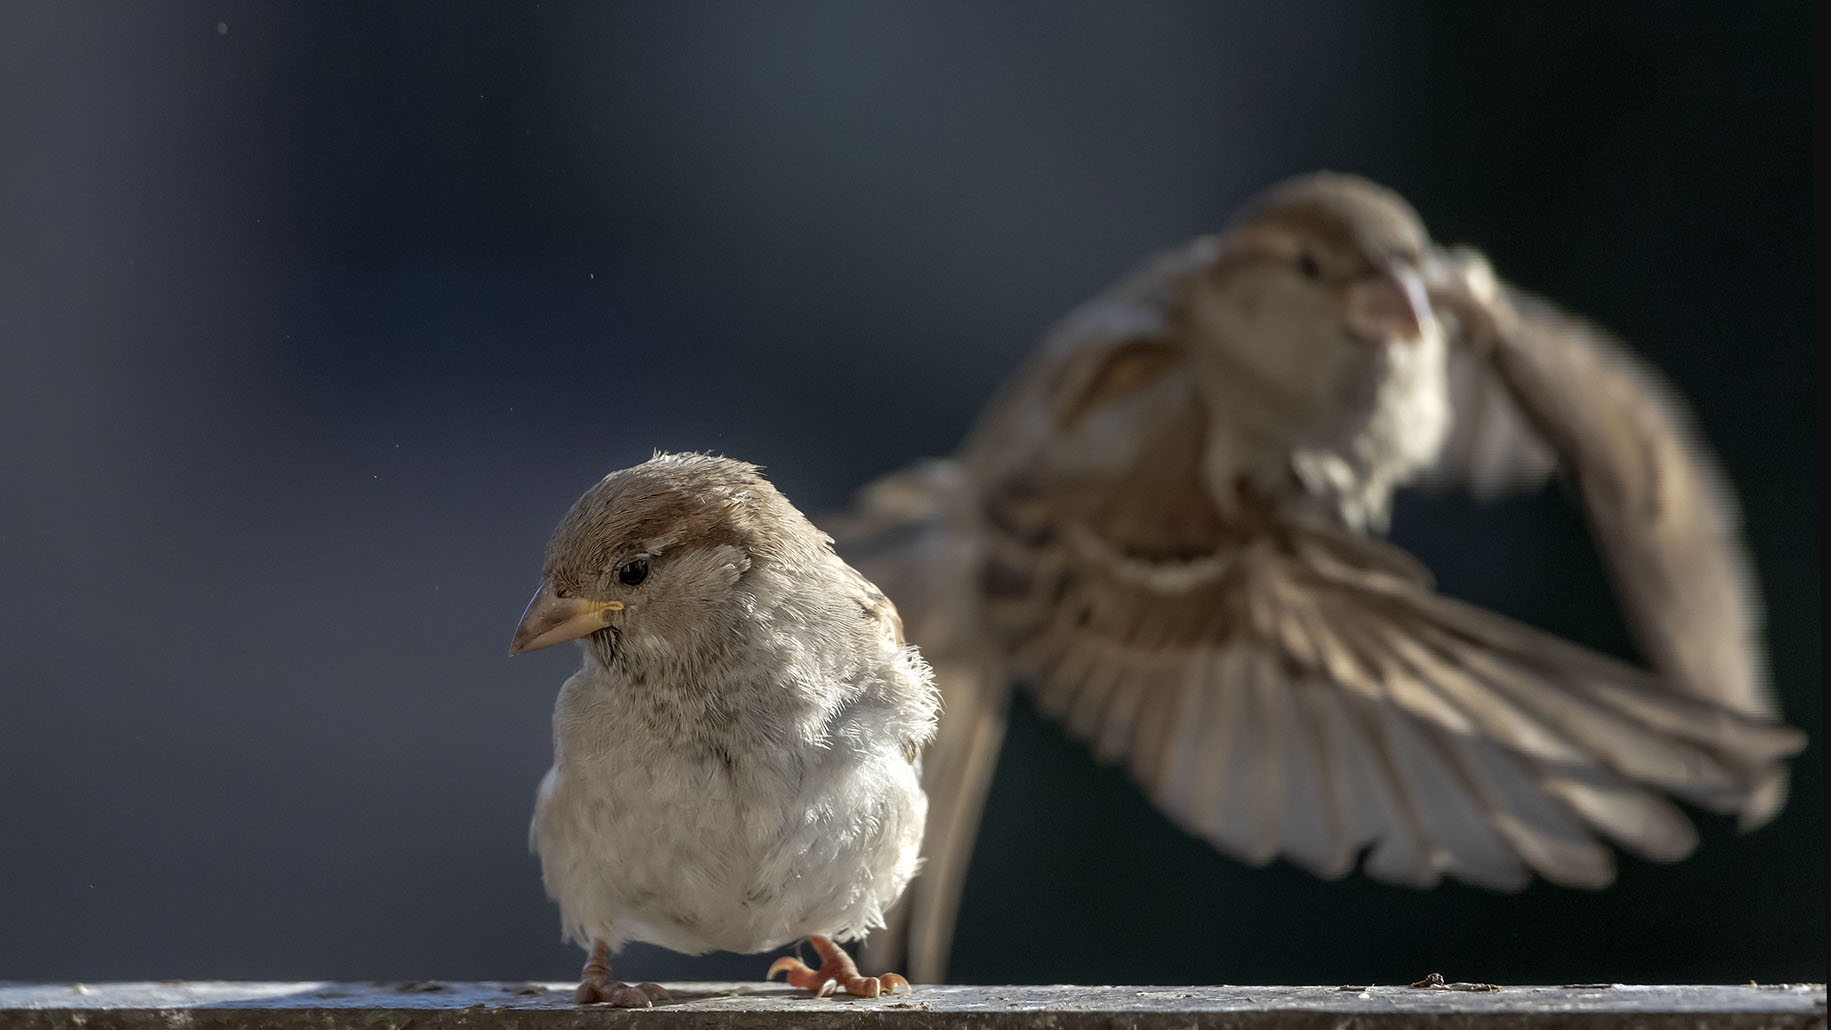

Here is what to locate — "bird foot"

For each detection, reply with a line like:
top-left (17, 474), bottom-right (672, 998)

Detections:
top-left (576, 976), bottom-right (669, 1007)
top-left (767, 935), bottom-right (910, 999)
top-left (574, 938), bottom-right (669, 1007)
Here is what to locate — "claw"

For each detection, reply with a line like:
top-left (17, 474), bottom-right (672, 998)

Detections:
top-left (576, 979), bottom-right (669, 1007)
top-left (573, 939), bottom-right (669, 1007)
top-left (762, 935), bottom-right (913, 999)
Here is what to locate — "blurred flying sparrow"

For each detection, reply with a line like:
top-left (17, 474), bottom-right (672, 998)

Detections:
top-left (832, 172), bottom-right (1805, 983)
top-left (511, 452), bottom-right (939, 1004)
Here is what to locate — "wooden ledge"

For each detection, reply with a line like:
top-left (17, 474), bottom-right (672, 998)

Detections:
top-left (1, 981), bottom-right (1823, 1029)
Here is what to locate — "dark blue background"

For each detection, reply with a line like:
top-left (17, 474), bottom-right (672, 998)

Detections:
top-left (0, 2), bottom-right (1816, 986)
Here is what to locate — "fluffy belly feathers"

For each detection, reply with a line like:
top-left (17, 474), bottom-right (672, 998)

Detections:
top-left (531, 743), bottom-right (924, 956)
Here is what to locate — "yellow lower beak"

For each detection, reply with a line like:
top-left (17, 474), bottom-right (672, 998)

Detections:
top-left (509, 581), bottom-right (624, 655)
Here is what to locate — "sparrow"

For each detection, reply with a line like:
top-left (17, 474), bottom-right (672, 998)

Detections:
top-left (510, 452), bottom-right (939, 1005)
top-left (831, 172), bottom-right (1806, 983)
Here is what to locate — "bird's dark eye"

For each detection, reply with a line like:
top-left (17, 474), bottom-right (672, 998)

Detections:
top-left (617, 558), bottom-right (650, 587)
top-left (1295, 252), bottom-right (1321, 280)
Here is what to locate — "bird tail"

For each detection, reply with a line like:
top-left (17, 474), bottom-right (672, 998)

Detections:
top-left (824, 459), bottom-right (1007, 985)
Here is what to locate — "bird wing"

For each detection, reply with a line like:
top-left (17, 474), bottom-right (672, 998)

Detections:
top-left (831, 237), bottom-right (1226, 981)
top-left (1421, 324), bottom-right (1559, 501)
top-left (975, 297), bottom-right (1801, 891)
top-left (1425, 271), bottom-right (1772, 737)
top-left (827, 460), bottom-right (1009, 984)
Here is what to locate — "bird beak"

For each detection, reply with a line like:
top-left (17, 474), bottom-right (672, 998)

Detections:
top-left (509, 580), bottom-right (623, 656)
top-left (1344, 265), bottom-right (1435, 344)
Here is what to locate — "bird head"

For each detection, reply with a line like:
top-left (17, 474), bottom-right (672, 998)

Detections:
top-left (509, 452), bottom-right (820, 664)
top-left (1207, 171), bottom-right (1437, 349)
top-left (1172, 173), bottom-right (1452, 470)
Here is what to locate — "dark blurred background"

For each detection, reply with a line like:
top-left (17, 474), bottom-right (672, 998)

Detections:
top-left (0, 2), bottom-right (1816, 987)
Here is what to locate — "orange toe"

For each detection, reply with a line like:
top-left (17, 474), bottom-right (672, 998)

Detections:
top-left (765, 936), bottom-right (911, 999)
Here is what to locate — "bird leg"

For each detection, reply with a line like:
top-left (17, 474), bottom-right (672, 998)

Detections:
top-left (767, 935), bottom-right (911, 998)
top-left (574, 938), bottom-right (670, 1007)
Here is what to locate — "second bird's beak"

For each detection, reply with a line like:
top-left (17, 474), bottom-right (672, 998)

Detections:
top-left (1344, 265), bottom-right (1435, 344)
top-left (509, 581), bottom-right (623, 655)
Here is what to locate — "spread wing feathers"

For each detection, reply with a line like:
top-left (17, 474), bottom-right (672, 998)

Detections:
top-left (846, 237), bottom-right (1228, 978)
top-left (949, 234), bottom-right (1220, 482)
top-left (1428, 279), bottom-right (1772, 738)
top-left (988, 495), bottom-right (1802, 891)
top-left (825, 460), bottom-right (1007, 984)
top-left (970, 305), bottom-right (1801, 890)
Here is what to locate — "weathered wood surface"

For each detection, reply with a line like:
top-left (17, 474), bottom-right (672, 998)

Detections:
top-left (0, 981), bottom-right (1823, 1029)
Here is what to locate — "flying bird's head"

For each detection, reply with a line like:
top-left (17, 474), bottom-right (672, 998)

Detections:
top-left (1166, 173), bottom-right (1456, 513)
top-left (1208, 171), bottom-right (1436, 352)
top-left (509, 452), bottom-right (825, 664)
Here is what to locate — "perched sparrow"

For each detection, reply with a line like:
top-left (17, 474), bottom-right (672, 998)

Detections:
top-left (511, 452), bottom-right (939, 1005)
top-left (832, 172), bottom-right (1806, 982)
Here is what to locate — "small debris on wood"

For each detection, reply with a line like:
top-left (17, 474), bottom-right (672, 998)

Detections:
top-left (1410, 972), bottom-right (1501, 992)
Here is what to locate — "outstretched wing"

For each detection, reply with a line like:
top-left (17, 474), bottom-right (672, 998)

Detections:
top-left (976, 298), bottom-right (1800, 890)
top-left (830, 237), bottom-right (1225, 981)
top-left (827, 460), bottom-right (1007, 985)
top-left (1427, 267), bottom-right (1770, 727)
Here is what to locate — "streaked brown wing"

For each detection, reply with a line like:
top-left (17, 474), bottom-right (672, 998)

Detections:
top-left (1422, 327), bottom-right (1558, 500)
top-left (1475, 287), bottom-right (1771, 723)
top-left (978, 309), bottom-right (1800, 889)
top-left (842, 238), bottom-right (1222, 980)
top-left (1425, 256), bottom-right (1770, 727)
